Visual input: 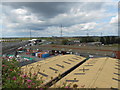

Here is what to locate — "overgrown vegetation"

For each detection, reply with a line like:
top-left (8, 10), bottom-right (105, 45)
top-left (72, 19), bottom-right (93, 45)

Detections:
top-left (2, 58), bottom-right (43, 88)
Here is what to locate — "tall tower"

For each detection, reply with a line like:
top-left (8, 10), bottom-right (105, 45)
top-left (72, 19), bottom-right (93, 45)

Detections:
top-left (30, 29), bottom-right (31, 40)
top-left (86, 29), bottom-right (89, 37)
top-left (101, 32), bottom-right (103, 37)
top-left (61, 24), bottom-right (62, 37)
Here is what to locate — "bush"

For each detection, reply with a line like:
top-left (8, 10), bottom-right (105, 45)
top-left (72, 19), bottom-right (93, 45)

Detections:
top-left (2, 58), bottom-right (43, 88)
top-left (61, 39), bottom-right (68, 45)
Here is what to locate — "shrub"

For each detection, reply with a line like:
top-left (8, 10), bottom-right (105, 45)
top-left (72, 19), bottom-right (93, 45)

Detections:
top-left (2, 58), bottom-right (43, 88)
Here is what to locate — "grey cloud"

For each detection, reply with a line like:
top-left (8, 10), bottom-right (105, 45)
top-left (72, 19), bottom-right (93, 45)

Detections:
top-left (1, 2), bottom-right (117, 37)
top-left (2, 2), bottom-right (72, 19)
top-left (2, 2), bottom-right (105, 19)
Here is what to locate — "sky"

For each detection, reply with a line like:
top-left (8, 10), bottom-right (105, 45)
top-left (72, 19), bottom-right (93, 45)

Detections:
top-left (0, 0), bottom-right (119, 37)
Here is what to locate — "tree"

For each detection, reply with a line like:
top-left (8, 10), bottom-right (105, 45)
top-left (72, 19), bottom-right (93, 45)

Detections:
top-left (116, 37), bottom-right (120, 44)
top-left (106, 36), bottom-right (111, 44)
top-left (111, 36), bottom-right (116, 44)
top-left (81, 37), bottom-right (87, 43)
top-left (61, 39), bottom-right (68, 45)
top-left (87, 37), bottom-right (94, 42)
top-left (100, 37), bottom-right (105, 44)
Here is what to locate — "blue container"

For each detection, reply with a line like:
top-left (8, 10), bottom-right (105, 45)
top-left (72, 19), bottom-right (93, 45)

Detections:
top-left (42, 53), bottom-right (50, 58)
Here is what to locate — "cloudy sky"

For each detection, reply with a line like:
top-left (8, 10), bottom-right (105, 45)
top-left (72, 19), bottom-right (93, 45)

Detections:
top-left (1, 0), bottom-right (119, 37)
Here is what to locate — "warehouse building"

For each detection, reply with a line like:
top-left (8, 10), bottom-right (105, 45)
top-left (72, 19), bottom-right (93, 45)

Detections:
top-left (87, 42), bottom-right (102, 46)
top-left (21, 53), bottom-right (119, 88)
top-left (21, 55), bottom-right (86, 87)
top-left (52, 57), bottom-right (119, 88)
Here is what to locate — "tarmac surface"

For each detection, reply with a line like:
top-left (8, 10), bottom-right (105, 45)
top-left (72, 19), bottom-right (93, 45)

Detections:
top-left (2, 41), bottom-right (29, 54)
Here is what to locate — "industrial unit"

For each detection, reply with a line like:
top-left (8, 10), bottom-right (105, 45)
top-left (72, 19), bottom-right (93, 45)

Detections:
top-left (21, 55), bottom-right (86, 87)
top-left (52, 57), bottom-right (119, 88)
top-left (21, 53), bottom-right (119, 88)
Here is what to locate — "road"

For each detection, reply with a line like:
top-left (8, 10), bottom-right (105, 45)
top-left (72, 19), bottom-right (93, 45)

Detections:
top-left (2, 41), bottom-right (29, 54)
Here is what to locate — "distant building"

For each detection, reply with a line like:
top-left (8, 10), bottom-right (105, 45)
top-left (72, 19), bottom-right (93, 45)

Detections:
top-left (67, 40), bottom-right (81, 45)
top-left (87, 42), bottom-right (102, 46)
top-left (28, 39), bottom-right (42, 45)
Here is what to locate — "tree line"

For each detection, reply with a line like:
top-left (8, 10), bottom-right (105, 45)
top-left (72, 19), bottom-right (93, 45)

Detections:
top-left (61, 36), bottom-right (120, 45)
top-left (100, 36), bottom-right (120, 44)
top-left (81, 36), bottom-right (120, 44)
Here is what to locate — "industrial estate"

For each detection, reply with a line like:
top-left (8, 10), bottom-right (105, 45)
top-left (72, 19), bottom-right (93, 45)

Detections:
top-left (1, 36), bottom-right (120, 89)
top-left (1, 1), bottom-right (120, 89)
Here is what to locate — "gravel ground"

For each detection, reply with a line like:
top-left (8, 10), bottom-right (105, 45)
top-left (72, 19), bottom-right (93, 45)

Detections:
top-left (25, 45), bottom-right (117, 57)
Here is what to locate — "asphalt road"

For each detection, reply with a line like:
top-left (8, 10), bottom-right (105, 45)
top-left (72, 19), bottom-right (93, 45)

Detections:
top-left (2, 41), bottom-right (29, 54)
